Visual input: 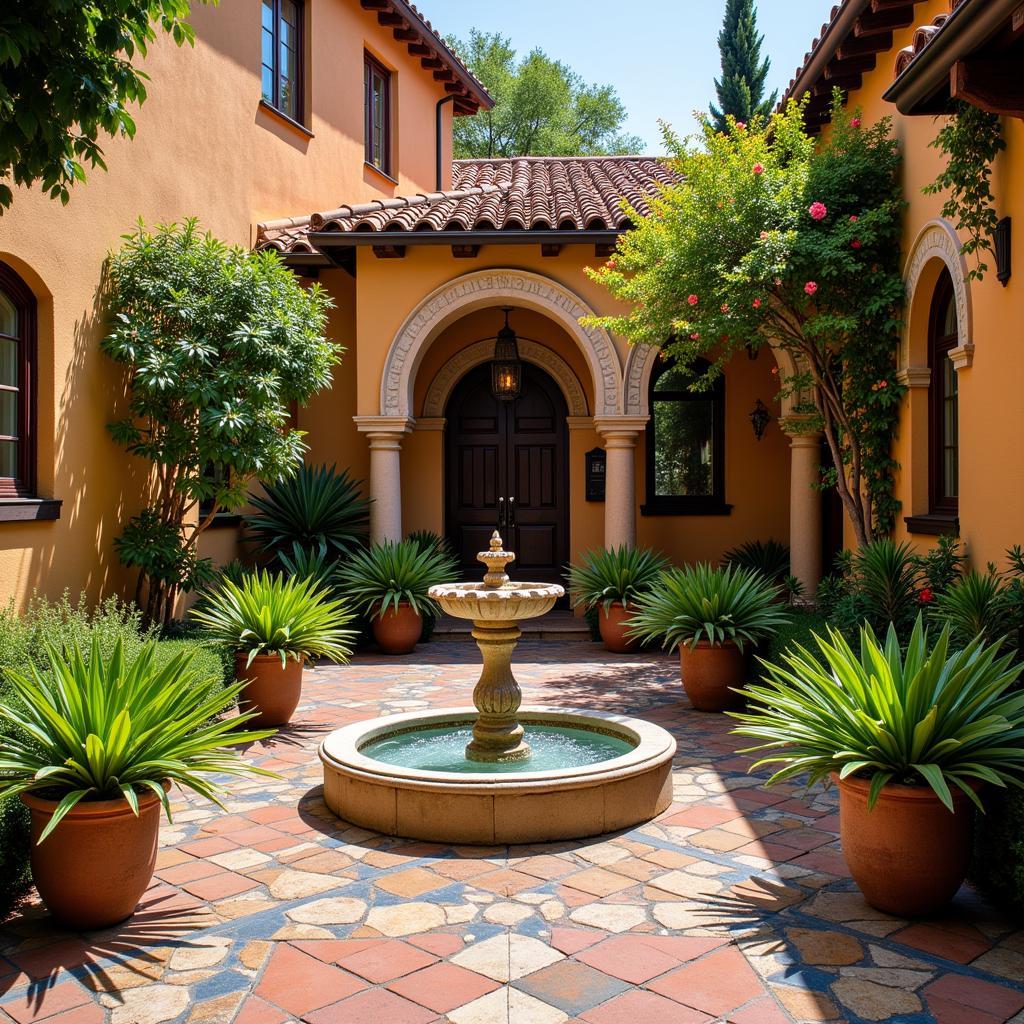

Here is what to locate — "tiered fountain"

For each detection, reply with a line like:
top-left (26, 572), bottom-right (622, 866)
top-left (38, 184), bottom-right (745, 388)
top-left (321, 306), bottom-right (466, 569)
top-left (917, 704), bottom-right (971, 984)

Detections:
top-left (319, 532), bottom-right (675, 844)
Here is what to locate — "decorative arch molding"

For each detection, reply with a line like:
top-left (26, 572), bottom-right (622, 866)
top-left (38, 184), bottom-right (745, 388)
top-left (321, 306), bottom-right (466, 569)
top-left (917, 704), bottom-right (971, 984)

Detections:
top-left (903, 219), bottom-right (973, 369)
top-left (422, 339), bottom-right (588, 418)
top-left (380, 268), bottom-right (622, 418)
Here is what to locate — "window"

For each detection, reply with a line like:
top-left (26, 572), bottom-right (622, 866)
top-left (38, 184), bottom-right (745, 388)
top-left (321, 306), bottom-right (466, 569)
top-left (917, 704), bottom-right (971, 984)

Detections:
top-left (929, 270), bottom-right (958, 515)
top-left (364, 53), bottom-right (392, 175)
top-left (261, 0), bottom-right (303, 123)
top-left (0, 262), bottom-right (35, 497)
top-left (643, 356), bottom-right (727, 515)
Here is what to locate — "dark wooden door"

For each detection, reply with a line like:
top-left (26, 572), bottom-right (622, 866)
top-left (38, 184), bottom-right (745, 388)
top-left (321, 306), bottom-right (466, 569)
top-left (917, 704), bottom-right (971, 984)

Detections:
top-left (445, 363), bottom-right (568, 586)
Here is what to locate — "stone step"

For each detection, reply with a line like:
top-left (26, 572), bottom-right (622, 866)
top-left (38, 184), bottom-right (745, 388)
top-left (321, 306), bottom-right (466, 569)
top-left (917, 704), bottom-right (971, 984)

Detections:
top-left (431, 609), bottom-right (593, 642)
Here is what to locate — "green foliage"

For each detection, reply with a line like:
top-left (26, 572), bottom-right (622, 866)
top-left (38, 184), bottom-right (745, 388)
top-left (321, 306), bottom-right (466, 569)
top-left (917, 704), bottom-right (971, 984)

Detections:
top-left (924, 103), bottom-right (1006, 281)
top-left (0, 637), bottom-right (275, 842)
top-left (0, 1), bottom-right (211, 212)
top-left (917, 534), bottom-right (965, 595)
top-left (973, 787), bottom-right (1024, 918)
top-left (766, 607), bottom-right (827, 667)
top-left (588, 95), bottom-right (905, 544)
top-left (449, 30), bottom-right (642, 158)
top-left (627, 564), bottom-right (786, 652)
top-left (567, 546), bottom-right (669, 614)
top-left (191, 570), bottom-right (355, 666)
top-left (337, 540), bottom-right (459, 618)
top-left (721, 539), bottom-right (790, 583)
top-left (246, 465), bottom-right (370, 564)
top-left (405, 532), bottom-right (455, 643)
top-left (709, 0), bottom-right (777, 132)
top-left (734, 617), bottom-right (1024, 811)
top-left (0, 791), bottom-right (30, 912)
top-left (103, 219), bottom-right (340, 623)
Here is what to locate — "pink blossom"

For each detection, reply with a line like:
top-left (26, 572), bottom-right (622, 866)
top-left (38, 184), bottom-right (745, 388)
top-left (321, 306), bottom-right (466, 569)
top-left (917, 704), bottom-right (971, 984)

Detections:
top-left (721, 303), bottom-right (730, 313)
top-left (804, 281), bottom-right (818, 296)
top-left (752, 163), bottom-right (764, 175)
top-left (808, 201), bottom-right (828, 221)
top-left (850, 117), bottom-right (861, 128)
top-left (735, 121), bottom-right (746, 130)
top-left (774, 277), bottom-right (782, 287)
top-left (770, 367), bottom-right (779, 376)
top-left (851, 239), bottom-right (862, 250)
top-left (849, 215), bottom-right (859, 223)
top-left (688, 294), bottom-right (698, 306)
top-left (753, 298), bottom-right (762, 309)
top-left (759, 231), bottom-right (769, 239)
top-left (690, 332), bottom-right (700, 340)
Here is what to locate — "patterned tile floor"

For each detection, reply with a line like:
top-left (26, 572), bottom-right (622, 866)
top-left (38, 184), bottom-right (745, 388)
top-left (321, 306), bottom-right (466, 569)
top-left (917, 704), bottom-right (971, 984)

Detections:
top-left (2, 642), bottom-right (1023, 1024)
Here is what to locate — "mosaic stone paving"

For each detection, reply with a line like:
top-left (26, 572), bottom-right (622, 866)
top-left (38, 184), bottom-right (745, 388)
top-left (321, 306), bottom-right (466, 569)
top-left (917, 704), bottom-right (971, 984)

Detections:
top-left (2, 642), bottom-right (1023, 1024)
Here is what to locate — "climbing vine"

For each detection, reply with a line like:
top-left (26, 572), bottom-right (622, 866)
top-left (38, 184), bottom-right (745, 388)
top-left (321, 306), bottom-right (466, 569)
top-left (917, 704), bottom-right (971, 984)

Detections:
top-left (924, 102), bottom-right (1005, 281)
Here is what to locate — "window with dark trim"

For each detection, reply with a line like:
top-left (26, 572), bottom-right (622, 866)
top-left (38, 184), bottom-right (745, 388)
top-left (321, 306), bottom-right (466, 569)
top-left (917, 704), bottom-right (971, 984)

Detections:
top-left (0, 262), bottom-right (36, 498)
top-left (929, 270), bottom-right (958, 517)
top-left (364, 53), bottom-right (392, 175)
top-left (261, 0), bottom-right (304, 123)
top-left (643, 356), bottom-right (728, 515)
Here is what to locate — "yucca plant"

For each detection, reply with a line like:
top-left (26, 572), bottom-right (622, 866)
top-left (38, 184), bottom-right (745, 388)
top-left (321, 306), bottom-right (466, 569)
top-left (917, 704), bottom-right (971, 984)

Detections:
top-left (246, 464), bottom-right (370, 561)
top-left (567, 546), bottom-right (669, 613)
top-left (934, 571), bottom-right (1010, 648)
top-left (852, 539), bottom-right (922, 632)
top-left (337, 539), bottom-right (459, 617)
top-left (732, 617), bottom-right (1024, 811)
top-left (406, 530), bottom-right (453, 557)
top-left (191, 570), bottom-right (355, 666)
top-left (0, 637), bottom-right (276, 841)
top-left (627, 564), bottom-right (787, 651)
top-left (722, 540), bottom-right (791, 584)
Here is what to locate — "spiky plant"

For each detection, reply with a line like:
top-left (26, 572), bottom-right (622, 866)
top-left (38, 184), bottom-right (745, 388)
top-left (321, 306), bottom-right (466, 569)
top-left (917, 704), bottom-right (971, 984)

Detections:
top-left (934, 571), bottom-right (1011, 648)
top-left (567, 546), bottom-right (669, 613)
top-left (721, 539), bottom-right (790, 583)
top-left (337, 539), bottom-right (459, 618)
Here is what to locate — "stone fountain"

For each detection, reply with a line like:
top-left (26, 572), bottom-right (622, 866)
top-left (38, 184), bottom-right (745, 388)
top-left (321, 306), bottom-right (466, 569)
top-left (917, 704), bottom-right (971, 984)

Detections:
top-left (319, 533), bottom-right (676, 844)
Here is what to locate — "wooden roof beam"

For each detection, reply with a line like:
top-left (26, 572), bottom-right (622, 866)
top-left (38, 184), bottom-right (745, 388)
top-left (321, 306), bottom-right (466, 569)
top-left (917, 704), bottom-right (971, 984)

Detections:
top-left (812, 73), bottom-right (862, 96)
top-left (855, 6), bottom-right (916, 36)
top-left (360, 0), bottom-right (389, 8)
top-left (837, 31), bottom-right (893, 59)
top-left (827, 54), bottom-right (877, 76)
top-left (377, 11), bottom-right (405, 26)
top-left (952, 57), bottom-right (1024, 118)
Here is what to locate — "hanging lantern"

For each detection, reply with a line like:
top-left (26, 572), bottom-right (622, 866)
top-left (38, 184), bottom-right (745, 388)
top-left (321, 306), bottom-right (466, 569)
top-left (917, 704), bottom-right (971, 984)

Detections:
top-left (490, 306), bottom-right (522, 401)
top-left (749, 398), bottom-right (771, 441)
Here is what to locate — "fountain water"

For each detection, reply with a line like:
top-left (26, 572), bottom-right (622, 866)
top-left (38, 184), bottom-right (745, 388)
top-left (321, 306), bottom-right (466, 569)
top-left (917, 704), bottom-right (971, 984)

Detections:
top-left (319, 533), bottom-right (676, 844)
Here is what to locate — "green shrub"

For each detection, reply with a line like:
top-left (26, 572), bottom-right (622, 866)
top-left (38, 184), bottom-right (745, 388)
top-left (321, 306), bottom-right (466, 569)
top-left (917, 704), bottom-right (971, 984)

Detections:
top-left (0, 792), bottom-right (30, 913)
top-left (765, 608), bottom-right (826, 667)
top-left (722, 540), bottom-right (790, 584)
top-left (973, 787), bottom-right (1024, 917)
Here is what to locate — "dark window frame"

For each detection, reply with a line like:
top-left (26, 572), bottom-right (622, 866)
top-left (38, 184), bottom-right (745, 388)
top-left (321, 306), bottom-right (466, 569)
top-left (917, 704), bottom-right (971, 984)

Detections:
top-left (261, 0), bottom-right (305, 125)
top-left (0, 262), bottom-right (37, 498)
top-left (928, 270), bottom-right (959, 517)
top-left (364, 52), bottom-right (392, 175)
top-left (642, 355), bottom-right (729, 516)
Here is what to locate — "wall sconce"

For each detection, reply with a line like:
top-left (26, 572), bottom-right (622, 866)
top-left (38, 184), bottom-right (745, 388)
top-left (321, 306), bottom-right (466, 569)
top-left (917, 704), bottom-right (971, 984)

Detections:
top-left (996, 216), bottom-right (1011, 286)
top-left (490, 306), bottom-right (522, 401)
top-left (749, 398), bottom-right (771, 441)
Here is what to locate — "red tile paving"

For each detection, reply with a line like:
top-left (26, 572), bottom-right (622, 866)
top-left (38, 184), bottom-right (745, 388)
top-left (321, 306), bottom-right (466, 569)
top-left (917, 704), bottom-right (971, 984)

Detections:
top-left (387, 962), bottom-right (501, 1013)
top-left (647, 946), bottom-right (767, 1017)
top-left (254, 945), bottom-right (365, 1017)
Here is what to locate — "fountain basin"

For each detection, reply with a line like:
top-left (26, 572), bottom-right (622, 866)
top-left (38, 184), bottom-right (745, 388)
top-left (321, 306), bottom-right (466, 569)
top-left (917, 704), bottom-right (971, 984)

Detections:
top-left (319, 706), bottom-right (676, 844)
top-left (428, 581), bottom-right (563, 622)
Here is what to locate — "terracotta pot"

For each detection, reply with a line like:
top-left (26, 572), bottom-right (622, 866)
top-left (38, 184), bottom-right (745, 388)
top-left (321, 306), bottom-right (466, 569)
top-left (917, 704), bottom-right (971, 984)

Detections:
top-left (678, 640), bottom-right (746, 712)
top-left (598, 602), bottom-right (641, 653)
top-left (22, 783), bottom-right (167, 930)
top-left (235, 652), bottom-right (303, 728)
top-left (373, 602), bottom-right (423, 655)
top-left (836, 773), bottom-right (976, 917)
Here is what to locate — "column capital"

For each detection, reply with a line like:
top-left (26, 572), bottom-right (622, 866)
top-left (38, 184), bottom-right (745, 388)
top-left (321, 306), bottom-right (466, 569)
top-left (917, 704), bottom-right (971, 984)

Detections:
top-left (353, 415), bottom-right (414, 439)
top-left (594, 415), bottom-right (649, 440)
top-left (778, 415), bottom-right (822, 444)
top-left (896, 365), bottom-right (931, 388)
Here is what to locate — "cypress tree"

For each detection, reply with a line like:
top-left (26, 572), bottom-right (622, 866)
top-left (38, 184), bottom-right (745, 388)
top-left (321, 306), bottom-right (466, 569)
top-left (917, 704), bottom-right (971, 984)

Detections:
top-left (709, 0), bottom-right (778, 131)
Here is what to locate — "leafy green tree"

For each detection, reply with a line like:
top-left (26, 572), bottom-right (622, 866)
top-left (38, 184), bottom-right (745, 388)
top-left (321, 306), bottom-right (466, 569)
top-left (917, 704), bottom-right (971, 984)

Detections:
top-left (450, 30), bottom-right (642, 158)
top-left (709, 0), bottom-right (777, 133)
top-left (0, 1), bottom-right (210, 213)
top-left (587, 97), bottom-right (906, 548)
top-left (103, 219), bottom-right (340, 624)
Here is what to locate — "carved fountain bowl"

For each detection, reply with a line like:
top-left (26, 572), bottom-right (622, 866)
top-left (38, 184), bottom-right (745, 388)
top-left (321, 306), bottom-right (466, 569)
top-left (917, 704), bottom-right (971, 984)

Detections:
top-left (428, 581), bottom-right (564, 622)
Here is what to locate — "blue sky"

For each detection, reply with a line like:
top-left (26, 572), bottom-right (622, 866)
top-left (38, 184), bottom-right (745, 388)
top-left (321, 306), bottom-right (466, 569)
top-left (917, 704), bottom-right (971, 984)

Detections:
top-left (436, 0), bottom-right (837, 152)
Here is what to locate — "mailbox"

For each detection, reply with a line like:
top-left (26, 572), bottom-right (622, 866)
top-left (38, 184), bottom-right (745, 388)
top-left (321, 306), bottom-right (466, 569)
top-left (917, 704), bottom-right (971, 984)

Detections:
top-left (585, 447), bottom-right (606, 502)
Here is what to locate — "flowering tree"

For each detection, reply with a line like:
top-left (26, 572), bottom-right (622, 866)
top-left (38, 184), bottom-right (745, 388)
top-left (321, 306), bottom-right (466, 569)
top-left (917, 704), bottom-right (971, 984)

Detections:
top-left (587, 96), bottom-right (905, 547)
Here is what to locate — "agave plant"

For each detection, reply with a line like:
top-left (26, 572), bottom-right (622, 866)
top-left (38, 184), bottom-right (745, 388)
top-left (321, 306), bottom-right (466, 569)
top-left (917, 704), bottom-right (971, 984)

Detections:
top-left (337, 539), bottom-right (458, 617)
top-left (0, 637), bottom-right (275, 841)
top-left (567, 546), bottom-right (669, 613)
top-left (852, 539), bottom-right (922, 631)
top-left (733, 617), bottom-right (1024, 811)
top-left (722, 539), bottom-right (790, 584)
top-left (934, 571), bottom-right (1010, 647)
top-left (246, 465), bottom-right (370, 560)
top-left (406, 530), bottom-right (454, 557)
top-left (627, 564), bottom-right (787, 651)
top-left (191, 570), bottom-right (355, 666)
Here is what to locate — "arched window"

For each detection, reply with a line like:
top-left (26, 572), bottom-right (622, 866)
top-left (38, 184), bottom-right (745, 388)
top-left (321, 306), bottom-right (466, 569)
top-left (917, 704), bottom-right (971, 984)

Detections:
top-left (929, 270), bottom-right (958, 517)
top-left (0, 262), bottom-right (35, 497)
top-left (643, 356), bottom-right (728, 515)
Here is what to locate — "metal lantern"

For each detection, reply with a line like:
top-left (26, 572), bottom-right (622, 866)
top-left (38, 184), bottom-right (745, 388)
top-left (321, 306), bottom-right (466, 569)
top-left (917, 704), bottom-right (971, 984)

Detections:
top-left (749, 398), bottom-right (771, 441)
top-left (490, 307), bottom-right (522, 401)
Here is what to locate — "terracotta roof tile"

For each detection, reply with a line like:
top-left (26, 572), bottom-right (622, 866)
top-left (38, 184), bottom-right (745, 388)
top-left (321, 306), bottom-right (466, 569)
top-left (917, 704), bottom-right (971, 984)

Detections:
top-left (256, 156), bottom-right (679, 254)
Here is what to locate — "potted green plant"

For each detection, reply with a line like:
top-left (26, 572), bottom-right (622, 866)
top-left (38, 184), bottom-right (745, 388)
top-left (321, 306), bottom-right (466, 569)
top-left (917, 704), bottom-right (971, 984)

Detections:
top-left (192, 570), bottom-right (354, 726)
top-left (567, 546), bottom-right (668, 652)
top-left (733, 618), bottom-right (1024, 917)
top-left (337, 539), bottom-right (458, 655)
top-left (627, 564), bottom-right (786, 711)
top-left (0, 638), bottom-right (274, 930)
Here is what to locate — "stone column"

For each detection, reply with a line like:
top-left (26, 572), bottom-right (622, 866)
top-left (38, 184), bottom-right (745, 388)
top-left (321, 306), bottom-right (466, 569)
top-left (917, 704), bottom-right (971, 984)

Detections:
top-left (353, 416), bottom-right (413, 543)
top-left (595, 417), bottom-right (648, 550)
top-left (782, 419), bottom-right (823, 599)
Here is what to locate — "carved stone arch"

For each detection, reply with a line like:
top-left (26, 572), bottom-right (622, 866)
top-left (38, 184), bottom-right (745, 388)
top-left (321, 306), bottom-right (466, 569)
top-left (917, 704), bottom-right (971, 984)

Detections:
top-left (903, 219), bottom-right (973, 369)
top-left (380, 268), bottom-right (622, 418)
top-left (422, 340), bottom-right (588, 418)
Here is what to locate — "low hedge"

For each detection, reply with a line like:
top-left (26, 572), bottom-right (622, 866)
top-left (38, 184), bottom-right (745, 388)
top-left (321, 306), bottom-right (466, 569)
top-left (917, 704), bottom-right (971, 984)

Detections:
top-left (973, 788), bottom-right (1024, 918)
top-left (765, 608), bottom-right (829, 667)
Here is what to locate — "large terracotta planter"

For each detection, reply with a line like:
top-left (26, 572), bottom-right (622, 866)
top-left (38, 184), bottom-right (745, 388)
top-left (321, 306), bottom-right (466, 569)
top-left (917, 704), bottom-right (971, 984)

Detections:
top-left (678, 640), bottom-right (746, 711)
top-left (22, 784), bottom-right (167, 930)
top-left (235, 652), bottom-right (303, 728)
top-left (598, 602), bottom-right (641, 653)
top-left (836, 773), bottom-right (976, 917)
top-left (373, 602), bottom-right (423, 655)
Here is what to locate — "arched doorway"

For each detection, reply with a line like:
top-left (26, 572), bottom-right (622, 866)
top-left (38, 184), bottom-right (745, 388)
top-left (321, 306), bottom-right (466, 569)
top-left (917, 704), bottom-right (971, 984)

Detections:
top-left (445, 362), bottom-right (569, 586)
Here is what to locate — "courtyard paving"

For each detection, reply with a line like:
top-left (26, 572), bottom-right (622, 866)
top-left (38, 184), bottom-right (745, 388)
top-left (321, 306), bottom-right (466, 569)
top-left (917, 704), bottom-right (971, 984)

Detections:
top-left (1, 641), bottom-right (1023, 1024)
